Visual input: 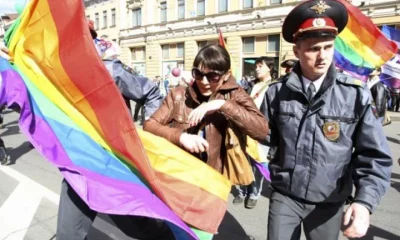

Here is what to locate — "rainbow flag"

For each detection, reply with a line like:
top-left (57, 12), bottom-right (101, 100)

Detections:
top-left (334, 0), bottom-right (398, 81)
top-left (0, 0), bottom-right (231, 239)
top-left (380, 25), bottom-right (400, 89)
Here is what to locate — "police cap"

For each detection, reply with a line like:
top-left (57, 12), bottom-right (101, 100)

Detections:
top-left (282, 0), bottom-right (348, 43)
top-left (280, 59), bottom-right (298, 68)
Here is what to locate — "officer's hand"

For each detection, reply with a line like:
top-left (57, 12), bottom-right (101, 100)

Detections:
top-left (0, 42), bottom-right (10, 60)
top-left (179, 133), bottom-right (209, 154)
top-left (343, 203), bottom-right (370, 238)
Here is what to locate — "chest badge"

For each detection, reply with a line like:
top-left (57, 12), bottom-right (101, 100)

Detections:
top-left (323, 121), bottom-right (340, 141)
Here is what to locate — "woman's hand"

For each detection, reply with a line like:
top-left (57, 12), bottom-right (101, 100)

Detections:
top-left (188, 100), bottom-right (225, 127)
top-left (179, 133), bottom-right (209, 154)
top-left (0, 42), bottom-right (10, 60)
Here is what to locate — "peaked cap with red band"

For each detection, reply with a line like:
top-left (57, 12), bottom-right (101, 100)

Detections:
top-left (282, 0), bottom-right (348, 43)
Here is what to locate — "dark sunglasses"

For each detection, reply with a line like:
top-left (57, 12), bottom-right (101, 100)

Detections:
top-left (192, 68), bottom-right (225, 83)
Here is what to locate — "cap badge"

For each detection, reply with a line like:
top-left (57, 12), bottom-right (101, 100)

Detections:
top-left (310, 0), bottom-right (331, 14)
top-left (313, 18), bottom-right (326, 27)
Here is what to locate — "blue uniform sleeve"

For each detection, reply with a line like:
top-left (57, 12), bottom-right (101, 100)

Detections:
top-left (260, 86), bottom-right (278, 158)
top-left (109, 60), bottom-right (163, 120)
top-left (352, 87), bottom-right (392, 213)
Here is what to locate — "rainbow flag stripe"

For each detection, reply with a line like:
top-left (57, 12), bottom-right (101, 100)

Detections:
top-left (334, 0), bottom-right (398, 80)
top-left (0, 0), bottom-right (231, 239)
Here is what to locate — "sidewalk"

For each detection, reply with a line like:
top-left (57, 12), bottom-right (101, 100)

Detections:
top-left (388, 111), bottom-right (400, 121)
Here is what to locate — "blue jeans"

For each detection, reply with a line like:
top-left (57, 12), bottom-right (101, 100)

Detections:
top-left (236, 164), bottom-right (265, 200)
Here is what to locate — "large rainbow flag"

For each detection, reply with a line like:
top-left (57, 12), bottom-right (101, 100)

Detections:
top-left (0, 0), bottom-right (231, 239)
top-left (334, 0), bottom-right (398, 81)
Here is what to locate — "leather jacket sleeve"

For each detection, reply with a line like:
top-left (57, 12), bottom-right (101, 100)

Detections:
top-left (106, 59), bottom-right (163, 120)
top-left (143, 88), bottom-right (185, 146)
top-left (370, 82), bottom-right (387, 118)
top-left (352, 87), bottom-right (392, 213)
top-left (220, 87), bottom-right (269, 141)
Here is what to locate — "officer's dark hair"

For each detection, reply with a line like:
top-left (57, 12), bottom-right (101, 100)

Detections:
top-left (255, 56), bottom-right (278, 80)
top-left (193, 44), bottom-right (231, 73)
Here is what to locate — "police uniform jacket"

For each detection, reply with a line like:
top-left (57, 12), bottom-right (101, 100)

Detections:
top-left (103, 59), bottom-right (163, 120)
top-left (261, 63), bottom-right (392, 213)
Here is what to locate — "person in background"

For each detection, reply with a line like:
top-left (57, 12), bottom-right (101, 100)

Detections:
top-left (367, 68), bottom-right (388, 124)
top-left (240, 75), bottom-right (252, 94)
top-left (233, 56), bottom-right (275, 209)
top-left (390, 87), bottom-right (400, 112)
top-left (279, 59), bottom-right (298, 82)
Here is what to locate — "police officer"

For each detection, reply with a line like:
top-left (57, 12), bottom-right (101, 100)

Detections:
top-left (261, 1), bottom-right (392, 239)
top-left (279, 59), bottom-right (298, 82)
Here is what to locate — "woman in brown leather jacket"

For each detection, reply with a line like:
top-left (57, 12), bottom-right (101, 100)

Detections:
top-left (144, 44), bottom-right (268, 173)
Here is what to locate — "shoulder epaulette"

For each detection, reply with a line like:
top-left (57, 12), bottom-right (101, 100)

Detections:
top-left (121, 63), bottom-right (138, 76)
top-left (336, 74), bottom-right (366, 88)
top-left (269, 80), bottom-right (281, 86)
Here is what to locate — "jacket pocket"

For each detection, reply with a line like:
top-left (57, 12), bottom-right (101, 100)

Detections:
top-left (277, 112), bottom-right (295, 124)
top-left (319, 115), bottom-right (357, 124)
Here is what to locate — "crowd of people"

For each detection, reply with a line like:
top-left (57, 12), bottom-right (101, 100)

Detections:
top-left (0, 0), bottom-right (399, 240)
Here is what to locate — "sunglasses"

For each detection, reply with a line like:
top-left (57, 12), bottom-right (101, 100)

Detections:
top-left (192, 68), bottom-right (225, 83)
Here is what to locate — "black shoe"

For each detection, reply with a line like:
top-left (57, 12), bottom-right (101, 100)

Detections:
top-left (245, 198), bottom-right (257, 209)
top-left (233, 195), bottom-right (245, 205)
top-left (0, 147), bottom-right (10, 165)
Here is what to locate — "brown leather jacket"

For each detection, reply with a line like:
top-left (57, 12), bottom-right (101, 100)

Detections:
top-left (143, 77), bottom-right (269, 173)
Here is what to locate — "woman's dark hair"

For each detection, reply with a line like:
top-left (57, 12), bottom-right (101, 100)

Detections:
top-left (193, 44), bottom-right (231, 73)
top-left (255, 56), bottom-right (278, 80)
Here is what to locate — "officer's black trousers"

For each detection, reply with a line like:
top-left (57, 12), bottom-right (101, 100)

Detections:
top-left (56, 179), bottom-right (175, 240)
top-left (267, 190), bottom-right (344, 240)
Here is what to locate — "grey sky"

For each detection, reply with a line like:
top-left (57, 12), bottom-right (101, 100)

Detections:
top-left (0, 0), bottom-right (17, 15)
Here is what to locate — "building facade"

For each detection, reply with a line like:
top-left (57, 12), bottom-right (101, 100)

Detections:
top-left (86, 0), bottom-right (400, 80)
top-left (84, 0), bottom-right (126, 42)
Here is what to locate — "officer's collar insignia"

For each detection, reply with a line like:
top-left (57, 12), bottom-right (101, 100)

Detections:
top-left (323, 121), bottom-right (340, 142)
top-left (310, 1), bottom-right (331, 14)
top-left (313, 18), bottom-right (326, 27)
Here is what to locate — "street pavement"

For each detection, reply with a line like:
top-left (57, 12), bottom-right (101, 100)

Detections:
top-left (0, 109), bottom-right (399, 240)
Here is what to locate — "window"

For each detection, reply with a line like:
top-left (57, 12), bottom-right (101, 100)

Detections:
top-left (243, 37), bottom-right (255, 53)
top-left (111, 8), bottom-right (116, 27)
top-left (267, 34), bottom-right (280, 52)
top-left (132, 8), bottom-right (142, 27)
top-left (177, 43), bottom-right (184, 57)
top-left (243, 0), bottom-right (253, 9)
top-left (132, 48), bottom-right (137, 60)
top-left (178, 0), bottom-right (185, 20)
top-left (102, 11), bottom-right (107, 28)
top-left (95, 13), bottom-right (99, 30)
top-left (219, 0), bottom-right (228, 13)
top-left (162, 45), bottom-right (169, 58)
top-left (132, 47), bottom-right (145, 61)
top-left (270, 0), bottom-right (282, 4)
top-left (197, 0), bottom-right (205, 16)
top-left (198, 41), bottom-right (207, 49)
top-left (160, 2), bottom-right (167, 23)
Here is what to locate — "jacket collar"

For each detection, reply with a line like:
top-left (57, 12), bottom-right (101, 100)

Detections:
top-left (286, 63), bottom-right (337, 98)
